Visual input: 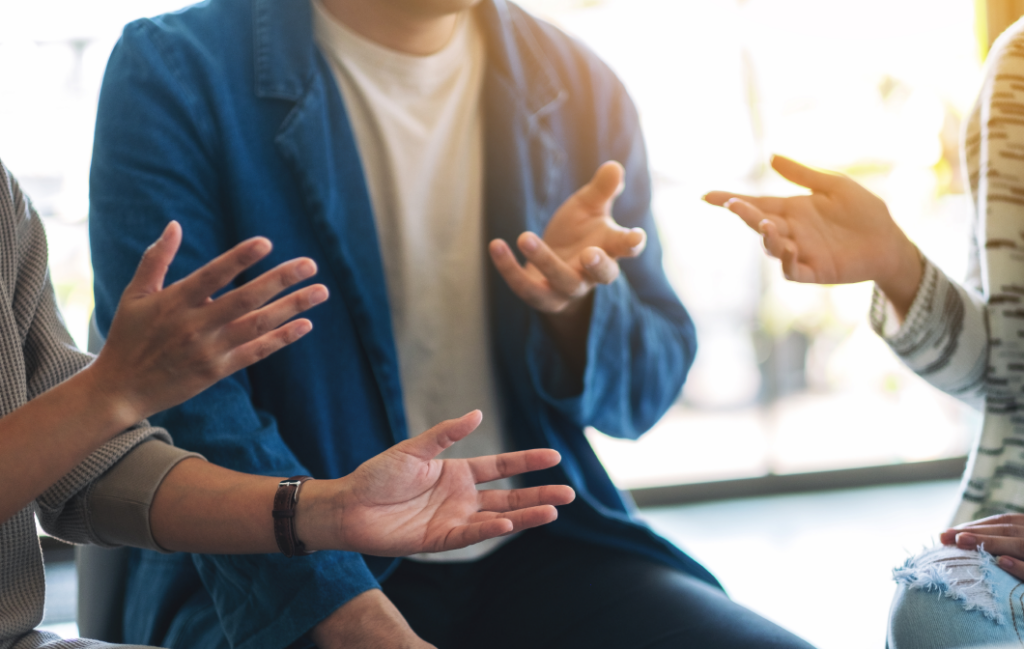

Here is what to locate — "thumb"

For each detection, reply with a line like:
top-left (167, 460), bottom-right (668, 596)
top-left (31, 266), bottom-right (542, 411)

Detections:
top-left (576, 161), bottom-right (625, 210)
top-left (400, 410), bottom-right (483, 461)
top-left (125, 221), bottom-right (182, 297)
top-left (771, 155), bottom-right (841, 193)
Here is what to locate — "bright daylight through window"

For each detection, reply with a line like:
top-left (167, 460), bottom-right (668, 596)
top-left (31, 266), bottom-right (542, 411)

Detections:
top-left (0, 0), bottom-right (984, 489)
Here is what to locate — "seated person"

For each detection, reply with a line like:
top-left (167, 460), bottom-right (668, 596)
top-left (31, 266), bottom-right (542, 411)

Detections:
top-left (88, 0), bottom-right (816, 647)
top-left (0, 159), bottom-right (574, 649)
top-left (705, 15), bottom-right (1024, 648)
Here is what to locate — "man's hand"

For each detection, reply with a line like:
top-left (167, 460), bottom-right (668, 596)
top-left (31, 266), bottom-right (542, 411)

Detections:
top-left (298, 411), bottom-right (575, 557)
top-left (940, 514), bottom-right (1024, 580)
top-left (311, 590), bottom-right (434, 649)
top-left (703, 155), bottom-right (923, 319)
top-left (488, 161), bottom-right (646, 316)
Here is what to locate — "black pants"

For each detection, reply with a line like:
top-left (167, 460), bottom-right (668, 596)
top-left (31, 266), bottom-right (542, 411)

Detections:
top-left (383, 529), bottom-right (816, 649)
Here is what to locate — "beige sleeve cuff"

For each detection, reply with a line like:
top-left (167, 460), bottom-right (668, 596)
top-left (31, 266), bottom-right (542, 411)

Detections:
top-left (85, 439), bottom-right (204, 553)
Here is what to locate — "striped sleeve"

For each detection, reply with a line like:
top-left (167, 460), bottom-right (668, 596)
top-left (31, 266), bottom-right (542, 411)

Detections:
top-left (870, 256), bottom-right (988, 409)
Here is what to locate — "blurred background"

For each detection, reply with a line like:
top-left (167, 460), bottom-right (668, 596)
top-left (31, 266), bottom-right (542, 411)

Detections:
top-left (0, 0), bottom-right (1017, 646)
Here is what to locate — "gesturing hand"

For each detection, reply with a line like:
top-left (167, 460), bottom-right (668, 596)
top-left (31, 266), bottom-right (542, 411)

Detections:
top-left (941, 514), bottom-right (1024, 579)
top-left (703, 155), bottom-right (923, 316)
top-left (488, 161), bottom-right (647, 315)
top-left (88, 221), bottom-right (328, 428)
top-left (301, 411), bottom-right (576, 557)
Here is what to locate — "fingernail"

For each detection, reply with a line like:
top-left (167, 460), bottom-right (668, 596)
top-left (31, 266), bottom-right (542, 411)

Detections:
top-left (758, 220), bottom-right (769, 234)
top-left (584, 250), bottom-right (600, 267)
top-left (723, 198), bottom-right (738, 209)
top-left (521, 234), bottom-right (539, 253)
top-left (1000, 556), bottom-right (1014, 569)
top-left (700, 193), bottom-right (709, 202)
top-left (957, 532), bottom-right (978, 548)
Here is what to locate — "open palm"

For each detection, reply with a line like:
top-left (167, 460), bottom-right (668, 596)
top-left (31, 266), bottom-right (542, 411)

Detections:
top-left (334, 411), bottom-right (575, 557)
top-left (704, 155), bottom-right (914, 287)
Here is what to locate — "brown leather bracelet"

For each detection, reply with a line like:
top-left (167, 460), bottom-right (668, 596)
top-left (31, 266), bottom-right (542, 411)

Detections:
top-left (272, 475), bottom-right (314, 558)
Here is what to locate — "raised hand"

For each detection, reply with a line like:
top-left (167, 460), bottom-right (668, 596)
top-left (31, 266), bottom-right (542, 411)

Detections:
top-left (488, 161), bottom-right (647, 315)
top-left (88, 221), bottom-right (328, 428)
top-left (703, 155), bottom-right (923, 316)
top-left (940, 514), bottom-right (1024, 579)
top-left (298, 411), bottom-right (575, 557)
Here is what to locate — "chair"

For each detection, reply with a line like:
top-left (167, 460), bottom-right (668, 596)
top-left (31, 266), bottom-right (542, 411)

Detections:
top-left (75, 314), bottom-right (130, 642)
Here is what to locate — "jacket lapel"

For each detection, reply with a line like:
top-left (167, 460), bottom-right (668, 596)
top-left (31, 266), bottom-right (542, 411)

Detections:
top-left (479, 0), bottom-right (568, 420)
top-left (255, 0), bottom-right (407, 443)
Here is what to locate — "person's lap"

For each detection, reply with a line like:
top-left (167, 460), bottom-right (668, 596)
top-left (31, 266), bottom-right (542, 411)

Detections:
top-left (383, 529), bottom-right (815, 649)
top-left (888, 545), bottom-right (1024, 649)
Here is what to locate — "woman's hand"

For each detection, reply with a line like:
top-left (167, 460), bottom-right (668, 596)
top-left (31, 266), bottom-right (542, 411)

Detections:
top-left (941, 514), bottom-right (1024, 580)
top-left (297, 411), bottom-right (576, 557)
top-left (704, 155), bottom-right (923, 317)
top-left (85, 221), bottom-right (328, 429)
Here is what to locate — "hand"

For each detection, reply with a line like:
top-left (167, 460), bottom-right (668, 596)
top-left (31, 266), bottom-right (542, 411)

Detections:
top-left (703, 155), bottom-right (923, 317)
top-left (488, 161), bottom-right (647, 317)
top-left (86, 221), bottom-right (328, 429)
top-left (311, 590), bottom-right (434, 649)
top-left (298, 411), bottom-right (575, 557)
top-left (941, 514), bottom-right (1024, 580)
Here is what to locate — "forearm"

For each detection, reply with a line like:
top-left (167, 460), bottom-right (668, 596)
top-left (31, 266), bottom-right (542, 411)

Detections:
top-left (0, 364), bottom-right (138, 524)
top-left (873, 232), bottom-right (924, 323)
top-left (149, 457), bottom-right (345, 554)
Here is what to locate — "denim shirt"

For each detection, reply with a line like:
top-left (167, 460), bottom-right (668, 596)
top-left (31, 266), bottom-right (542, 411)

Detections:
top-left (89, 1), bottom-right (719, 647)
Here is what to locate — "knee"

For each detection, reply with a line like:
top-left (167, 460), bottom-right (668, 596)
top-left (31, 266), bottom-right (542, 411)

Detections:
top-left (888, 546), bottom-right (1018, 649)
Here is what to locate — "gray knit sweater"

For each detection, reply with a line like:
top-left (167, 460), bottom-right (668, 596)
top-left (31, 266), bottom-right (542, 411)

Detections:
top-left (0, 160), bottom-right (196, 649)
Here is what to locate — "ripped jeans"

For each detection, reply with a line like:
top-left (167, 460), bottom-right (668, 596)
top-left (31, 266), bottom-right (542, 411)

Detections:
top-left (888, 546), bottom-right (1024, 648)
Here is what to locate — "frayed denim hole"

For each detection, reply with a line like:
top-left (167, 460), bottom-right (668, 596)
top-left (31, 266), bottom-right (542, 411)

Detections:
top-left (893, 545), bottom-right (1005, 625)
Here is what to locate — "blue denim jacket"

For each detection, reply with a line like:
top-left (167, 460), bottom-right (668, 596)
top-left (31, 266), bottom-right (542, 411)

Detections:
top-left (89, 1), bottom-right (719, 647)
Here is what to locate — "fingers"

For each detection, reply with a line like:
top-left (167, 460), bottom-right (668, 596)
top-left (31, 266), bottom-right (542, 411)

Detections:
top-left (207, 257), bottom-right (320, 326)
top-left (517, 233), bottom-right (584, 296)
top-left (580, 247), bottom-right (620, 285)
top-left (468, 448), bottom-right (562, 484)
top-left (221, 283), bottom-right (329, 347)
top-left (939, 515), bottom-right (1024, 579)
top-left (398, 411), bottom-right (483, 461)
top-left (940, 515), bottom-right (1024, 545)
top-left (497, 504), bottom-right (560, 532)
top-left (996, 555), bottom-right (1024, 580)
top-left (489, 239), bottom-right (568, 311)
top-left (478, 485), bottom-right (576, 512)
top-left (770, 154), bottom-right (842, 193)
top-left (599, 227), bottom-right (647, 259)
top-left (222, 317), bottom-right (314, 374)
top-left (951, 531), bottom-right (1024, 559)
top-left (440, 518), bottom-right (516, 550)
top-left (704, 191), bottom-right (786, 214)
top-left (724, 197), bottom-right (776, 233)
top-left (442, 503), bottom-right (566, 550)
top-left (575, 161), bottom-right (625, 211)
top-left (125, 221), bottom-right (182, 297)
top-left (174, 237), bottom-right (274, 305)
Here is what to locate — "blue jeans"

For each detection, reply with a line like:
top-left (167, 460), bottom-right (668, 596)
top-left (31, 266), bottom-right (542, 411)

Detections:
top-left (383, 529), bottom-right (815, 649)
top-left (888, 546), bottom-right (1024, 648)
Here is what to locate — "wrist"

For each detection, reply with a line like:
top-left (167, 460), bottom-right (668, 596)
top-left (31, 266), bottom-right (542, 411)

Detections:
top-left (73, 362), bottom-right (145, 434)
top-left (293, 477), bottom-right (347, 553)
top-left (875, 234), bottom-right (923, 319)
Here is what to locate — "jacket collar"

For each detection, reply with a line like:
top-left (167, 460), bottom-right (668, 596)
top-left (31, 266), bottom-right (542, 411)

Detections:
top-left (252, 0), bottom-right (565, 119)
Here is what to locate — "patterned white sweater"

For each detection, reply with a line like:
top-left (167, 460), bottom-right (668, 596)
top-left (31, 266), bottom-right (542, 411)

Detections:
top-left (872, 17), bottom-right (1024, 525)
top-left (0, 160), bottom-right (195, 649)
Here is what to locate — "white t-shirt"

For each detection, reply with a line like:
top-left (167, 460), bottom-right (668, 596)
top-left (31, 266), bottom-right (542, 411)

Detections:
top-left (313, 1), bottom-right (515, 561)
